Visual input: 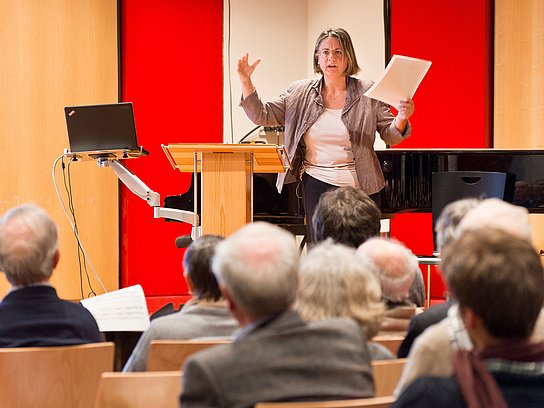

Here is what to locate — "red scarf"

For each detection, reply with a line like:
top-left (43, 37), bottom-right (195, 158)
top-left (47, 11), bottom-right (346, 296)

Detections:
top-left (452, 341), bottom-right (544, 408)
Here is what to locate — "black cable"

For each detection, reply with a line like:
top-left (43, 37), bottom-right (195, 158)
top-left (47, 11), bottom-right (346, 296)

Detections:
top-left (62, 157), bottom-right (97, 297)
top-left (68, 160), bottom-right (96, 297)
top-left (383, 0), bottom-right (392, 67)
top-left (237, 125), bottom-right (261, 143)
top-left (61, 157), bottom-right (84, 298)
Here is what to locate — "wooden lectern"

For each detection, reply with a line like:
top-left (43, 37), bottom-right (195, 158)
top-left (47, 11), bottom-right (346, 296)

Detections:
top-left (162, 143), bottom-right (290, 237)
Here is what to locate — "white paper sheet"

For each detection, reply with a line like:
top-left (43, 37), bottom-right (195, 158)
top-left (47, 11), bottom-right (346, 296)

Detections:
top-left (80, 284), bottom-right (150, 332)
top-left (364, 55), bottom-right (432, 108)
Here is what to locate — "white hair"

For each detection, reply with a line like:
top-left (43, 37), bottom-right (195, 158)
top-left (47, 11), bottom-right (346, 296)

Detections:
top-left (212, 222), bottom-right (299, 318)
top-left (357, 237), bottom-right (419, 303)
top-left (295, 240), bottom-right (385, 339)
top-left (457, 198), bottom-right (532, 242)
top-left (0, 204), bottom-right (58, 286)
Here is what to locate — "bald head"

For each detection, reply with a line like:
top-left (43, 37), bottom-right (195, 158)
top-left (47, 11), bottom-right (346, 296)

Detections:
top-left (357, 237), bottom-right (419, 303)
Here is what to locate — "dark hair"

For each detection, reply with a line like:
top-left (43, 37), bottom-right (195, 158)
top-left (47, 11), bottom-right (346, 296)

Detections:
top-left (442, 228), bottom-right (544, 339)
top-left (312, 187), bottom-right (381, 248)
top-left (313, 28), bottom-right (360, 76)
top-left (183, 235), bottom-right (224, 301)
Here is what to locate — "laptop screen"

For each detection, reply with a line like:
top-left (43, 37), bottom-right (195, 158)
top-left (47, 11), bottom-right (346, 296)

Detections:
top-left (64, 102), bottom-right (140, 154)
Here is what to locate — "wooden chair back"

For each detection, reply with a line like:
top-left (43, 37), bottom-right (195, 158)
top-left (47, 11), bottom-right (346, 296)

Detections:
top-left (254, 396), bottom-right (395, 408)
top-left (93, 371), bottom-right (182, 408)
top-left (369, 336), bottom-right (404, 356)
top-left (0, 342), bottom-right (114, 408)
top-left (146, 339), bottom-right (230, 371)
top-left (371, 358), bottom-right (407, 397)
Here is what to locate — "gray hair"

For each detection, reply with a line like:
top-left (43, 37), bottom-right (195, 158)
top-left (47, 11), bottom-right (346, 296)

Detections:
top-left (435, 198), bottom-right (480, 252)
top-left (211, 222), bottom-right (299, 319)
top-left (0, 204), bottom-right (58, 286)
top-left (295, 240), bottom-right (385, 339)
top-left (457, 198), bottom-right (532, 242)
top-left (357, 237), bottom-right (419, 304)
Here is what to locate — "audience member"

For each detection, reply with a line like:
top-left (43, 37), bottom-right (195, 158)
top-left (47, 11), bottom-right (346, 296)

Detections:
top-left (312, 186), bottom-right (381, 247)
top-left (180, 222), bottom-right (374, 408)
top-left (357, 237), bottom-right (419, 335)
top-left (295, 240), bottom-right (393, 360)
top-left (0, 204), bottom-right (102, 347)
top-left (397, 198), bottom-right (480, 357)
top-left (123, 235), bottom-right (237, 372)
top-left (393, 228), bottom-right (544, 408)
top-left (313, 186), bottom-right (425, 306)
top-left (394, 199), bottom-right (544, 395)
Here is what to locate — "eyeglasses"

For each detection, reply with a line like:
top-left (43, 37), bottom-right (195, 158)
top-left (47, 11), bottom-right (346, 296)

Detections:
top-left (318, 48), bottom-right (344, 59)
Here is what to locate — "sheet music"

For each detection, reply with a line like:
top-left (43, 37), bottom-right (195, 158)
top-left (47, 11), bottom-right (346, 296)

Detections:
top-left (364, 55), bottom-right (432, 107)
top-left (80, 284), bottom-right (150, 332)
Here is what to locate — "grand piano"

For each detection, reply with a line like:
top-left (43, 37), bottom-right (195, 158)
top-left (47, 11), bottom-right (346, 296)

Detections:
top-left (377, 149), bottom-right (544, 214)
top-left (164, 148), bottom-right (544, 240)
top-left (251, 148), bottom-right (544, 217)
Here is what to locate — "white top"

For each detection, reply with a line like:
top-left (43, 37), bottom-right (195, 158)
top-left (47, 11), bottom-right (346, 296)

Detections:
top-left (303, 108), bottom-right (359, 187)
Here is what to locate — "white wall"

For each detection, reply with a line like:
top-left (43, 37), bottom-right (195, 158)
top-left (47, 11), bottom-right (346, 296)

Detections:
top-left (223, 0), bottom-right (385, 144)
top-left (223, 0), bottom-right (308, 143)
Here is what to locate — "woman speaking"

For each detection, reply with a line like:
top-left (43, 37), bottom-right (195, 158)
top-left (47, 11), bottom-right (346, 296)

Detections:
top-left (238, 28), bottom-right (414, 241)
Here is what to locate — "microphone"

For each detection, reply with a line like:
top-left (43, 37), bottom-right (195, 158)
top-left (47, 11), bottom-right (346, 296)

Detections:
top-left (175, 235), bottom-right (193, 248)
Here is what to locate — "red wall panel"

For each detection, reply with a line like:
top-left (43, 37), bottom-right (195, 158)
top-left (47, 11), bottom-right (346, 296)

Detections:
top-left (389, 0), bottom-right (494, 298)
top-left (120, 1), bottom-right (223, 309)
top-left (390, 0), bottom-right (494, 149)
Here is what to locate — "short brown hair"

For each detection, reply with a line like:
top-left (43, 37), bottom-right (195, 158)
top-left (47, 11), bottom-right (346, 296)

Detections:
top-left (313, 28), bottom-right (360, 76)
top-left (442, 228), bottom-right (544, 339)
top-left (312, 186), bottom-right (381, 247)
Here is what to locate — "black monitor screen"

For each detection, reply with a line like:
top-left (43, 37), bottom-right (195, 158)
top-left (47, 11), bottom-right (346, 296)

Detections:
top-left (64, 102), bottom-right (139, 153)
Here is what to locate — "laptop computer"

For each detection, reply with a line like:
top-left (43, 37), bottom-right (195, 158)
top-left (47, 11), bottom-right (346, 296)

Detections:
top-left (64, 102), bottom-right (148, 159)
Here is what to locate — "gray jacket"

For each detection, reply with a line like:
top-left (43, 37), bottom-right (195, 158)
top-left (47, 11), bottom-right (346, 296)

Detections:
top-left (123, 302), bottom-right (237, 372)
top-left (180, 310), bottom-right (374, 408)
top-left (240, 76), bottom-right (410, 195)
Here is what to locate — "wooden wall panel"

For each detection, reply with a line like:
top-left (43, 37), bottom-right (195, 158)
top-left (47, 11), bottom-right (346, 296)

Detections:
top-left (495, 0), bottom-right (544, 254)
top-left (0, 0), bottom-right (119, 299)
top-left (495, 0), bottom-right (544, 149)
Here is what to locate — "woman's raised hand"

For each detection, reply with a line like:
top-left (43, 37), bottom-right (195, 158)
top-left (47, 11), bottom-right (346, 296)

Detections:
top-left (237, 53), bottom-right (261, 82)
top-left (237, 53), bottom-right (261, 99)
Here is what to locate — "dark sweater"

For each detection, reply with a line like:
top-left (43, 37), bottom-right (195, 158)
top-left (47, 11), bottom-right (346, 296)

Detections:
top-left (393, 371), bottom-right (544, 408)
top-left (0, 285), bottom-right (102, 347)
top-left (397, 301), bottom-right (451, 358)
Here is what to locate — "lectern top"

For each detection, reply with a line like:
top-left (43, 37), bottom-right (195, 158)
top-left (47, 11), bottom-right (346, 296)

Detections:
top-left (162, 143), bottom-right (290, 173)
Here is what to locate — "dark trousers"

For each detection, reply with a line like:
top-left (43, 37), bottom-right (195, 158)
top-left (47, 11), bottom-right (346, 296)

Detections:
top-left (301, 173), bottom-right (381, 244)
